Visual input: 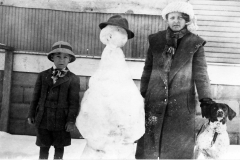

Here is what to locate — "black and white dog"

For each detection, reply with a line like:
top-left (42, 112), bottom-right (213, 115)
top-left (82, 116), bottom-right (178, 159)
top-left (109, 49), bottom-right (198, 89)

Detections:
top-left (194, 103), bottom-right (236, 159)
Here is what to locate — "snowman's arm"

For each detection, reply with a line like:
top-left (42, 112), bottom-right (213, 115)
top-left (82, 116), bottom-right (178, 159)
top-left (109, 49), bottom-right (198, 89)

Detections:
top-left (67, 75), bottom-right (80, 123)
top-left (140, 46), bottom-right (153, 98)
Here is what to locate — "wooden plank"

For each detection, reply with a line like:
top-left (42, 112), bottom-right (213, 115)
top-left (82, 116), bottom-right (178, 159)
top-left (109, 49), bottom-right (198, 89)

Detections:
top-left (205, 47), bottom-right (240, 54)
top-left (202, 36), bottom-right (240, 44)
top-left (198, 26), bottom-right (240, 33)
top-left (198, 20), bottom-right (240, 28)
top-left (205, 51), bottom-right (240, 58)
top-left (18, 8), bottom-right (24, 49)
top-left (206, 57), bottom-right (240, 64)
top-left (0, 7), bottom-right (4, 43)
top-left (195, 10), bottom-right (240, 17)
top-left (206, 42), bottom-right (240, 49)
top-left (190, 0), bottom-right (240, 7)
top-left (0, 53), bottom-right (4, 70)
top-left (193, 4), bottom-right (240, 12)
top-left (75, 12), bottom-right (82, 54)
top-left (38, 9), bottom-right (44, 52)
top-left (124, 14), bottom-right (133, 57)
top-left (8, 6), bottom-right (14, 46)
top-left (0, 44), bottom-right (14, 51)
top-left (196, 15), bottom-right (240, 23)
top-left (197, 31), bottom-right (240, 38)
top-left (48, 10), bottom-right (55, 48)
top-left (0, 71), bottom-right (3, 103)
top-left (70, 11), bottom-right (76, 53)
top-left (30, 8), bottom-right (37, 51)
top-left (24, 7), bottom-right (30, 50)
top-left (0, 50), bottom-right (13, 132)
top-left (2, 6), bottom-right (9, 46)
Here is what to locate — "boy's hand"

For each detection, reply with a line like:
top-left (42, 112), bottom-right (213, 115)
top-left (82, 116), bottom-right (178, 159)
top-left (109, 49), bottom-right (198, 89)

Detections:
top-left (65, 122), bottom-right (75, 132)
top-left (27, 117), bottom-right (35, 125)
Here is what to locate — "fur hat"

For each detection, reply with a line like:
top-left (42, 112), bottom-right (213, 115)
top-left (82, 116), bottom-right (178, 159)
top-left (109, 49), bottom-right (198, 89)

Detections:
top-left (161, 1), bottom-right (198, 32)
top-left (48, 41), bottom-right (76, 63)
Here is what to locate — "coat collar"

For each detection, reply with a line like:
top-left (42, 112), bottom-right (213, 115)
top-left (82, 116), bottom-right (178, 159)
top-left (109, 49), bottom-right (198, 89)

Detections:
top-left (52, 72), bottom-right (70, 88)
top-left (149, 31), bottom-right (205, 83)
top-left (168, 33), bottom-right (193, 82)
top-left (169, 33), bottom-right (205, 82)
top-left (44, 67), bottom-right (70, 88)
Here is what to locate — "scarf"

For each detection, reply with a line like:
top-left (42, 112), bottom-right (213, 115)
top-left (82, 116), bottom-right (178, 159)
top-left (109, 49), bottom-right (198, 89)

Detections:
top-left (162, 27), bottom-right (189, 72)
top-left (51, 67), bottom-right (69, 84)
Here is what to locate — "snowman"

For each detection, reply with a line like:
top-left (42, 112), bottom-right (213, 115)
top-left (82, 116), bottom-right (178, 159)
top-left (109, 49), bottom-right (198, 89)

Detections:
top-left (76, 15), bottom-right (145, 159)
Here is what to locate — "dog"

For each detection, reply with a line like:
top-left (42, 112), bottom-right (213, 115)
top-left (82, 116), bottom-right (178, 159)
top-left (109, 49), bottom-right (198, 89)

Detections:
top-left (194, 103), bottom-right (236, 159)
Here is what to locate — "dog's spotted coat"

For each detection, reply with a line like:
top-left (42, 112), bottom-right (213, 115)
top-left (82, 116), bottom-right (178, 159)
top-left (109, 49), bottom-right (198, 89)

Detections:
top-left (194, 103), bottom-right (236, 159)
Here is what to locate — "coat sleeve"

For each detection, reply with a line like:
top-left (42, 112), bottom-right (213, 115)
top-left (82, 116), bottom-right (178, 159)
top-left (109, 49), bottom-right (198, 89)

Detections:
top-left (27, 73), bottom-right (42, 118)
top-left (67, 75), bottom-right (80, 123)
top-left (192, 45), bottom-right (212, 100)
top-left (140, 43), bottom-right (153, 98)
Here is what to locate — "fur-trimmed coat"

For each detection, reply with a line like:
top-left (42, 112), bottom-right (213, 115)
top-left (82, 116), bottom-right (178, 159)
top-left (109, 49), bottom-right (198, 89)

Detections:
top-left (135, 30), bottom-right (212, 159)
top-left (27, 68), bottom-right (80, 131)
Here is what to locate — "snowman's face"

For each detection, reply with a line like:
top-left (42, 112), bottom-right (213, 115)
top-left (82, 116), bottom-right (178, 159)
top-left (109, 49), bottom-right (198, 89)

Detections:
top-left (100, 25), bottom-right (128, 47)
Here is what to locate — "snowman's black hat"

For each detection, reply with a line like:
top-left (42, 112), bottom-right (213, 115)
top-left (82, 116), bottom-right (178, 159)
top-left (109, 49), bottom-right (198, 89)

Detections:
top-left (99, 15), bottom-right (134, 39)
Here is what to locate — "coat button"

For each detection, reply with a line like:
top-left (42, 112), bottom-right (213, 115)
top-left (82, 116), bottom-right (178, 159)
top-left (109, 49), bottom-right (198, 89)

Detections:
top-left (164, 86), bottom-right (167, 89)
top-left (164, 99), bottom-right (167, 102)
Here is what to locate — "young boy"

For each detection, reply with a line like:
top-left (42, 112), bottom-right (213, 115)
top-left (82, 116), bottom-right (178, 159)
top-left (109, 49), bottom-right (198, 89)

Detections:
top-left (27, 41), bottom-right (80, 160)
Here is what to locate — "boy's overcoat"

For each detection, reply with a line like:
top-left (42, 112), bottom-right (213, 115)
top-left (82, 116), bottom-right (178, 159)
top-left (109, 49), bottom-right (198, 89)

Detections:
top-left (28, 68), bottom-right (80, 131)
top-left (136, 30), bottom-right (212, 159)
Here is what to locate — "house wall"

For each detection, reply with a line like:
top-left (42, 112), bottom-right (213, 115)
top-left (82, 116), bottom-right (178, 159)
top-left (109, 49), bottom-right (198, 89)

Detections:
top-left (0, 5), bottom-right (166, 59)
top-left (0, 0), bottom-right (240, 143)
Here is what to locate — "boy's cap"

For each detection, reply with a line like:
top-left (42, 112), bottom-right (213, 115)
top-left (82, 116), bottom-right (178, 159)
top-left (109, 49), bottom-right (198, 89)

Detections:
top-left (48, 41), bottom-right (76, 63)
top-left (99, 15), bottom-right (134, 39)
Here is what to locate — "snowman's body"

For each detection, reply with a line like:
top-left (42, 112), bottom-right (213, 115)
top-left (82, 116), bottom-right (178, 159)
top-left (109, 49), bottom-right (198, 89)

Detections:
top-left (76, 25), bottom-right (145, 159)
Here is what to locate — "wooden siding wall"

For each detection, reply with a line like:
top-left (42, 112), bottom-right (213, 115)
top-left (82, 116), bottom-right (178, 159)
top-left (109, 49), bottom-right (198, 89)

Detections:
top-left (0, 5), bottom-right (165, 59)
top-left (190, 0), bottom-right (240, 64)
top-left (1, 2), bottom-right (240, 63)
top-left (0, 71), bottom-right (3, 113)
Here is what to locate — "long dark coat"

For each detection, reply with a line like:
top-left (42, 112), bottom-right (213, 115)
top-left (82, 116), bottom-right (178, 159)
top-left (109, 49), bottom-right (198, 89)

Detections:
top-left (28, 68), bottom-right (80, 131)
top-left (135, 30), bottom-right (212, 159)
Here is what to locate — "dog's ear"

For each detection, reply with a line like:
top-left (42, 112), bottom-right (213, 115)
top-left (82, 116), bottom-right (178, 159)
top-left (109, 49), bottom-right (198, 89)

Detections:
top-left (226, 104), bottom-right (236, 121)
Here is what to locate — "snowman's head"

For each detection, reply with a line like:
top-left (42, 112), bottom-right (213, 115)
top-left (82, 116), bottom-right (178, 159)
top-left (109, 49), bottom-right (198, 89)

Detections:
top-left (100, 25), bottom-right (128, 48)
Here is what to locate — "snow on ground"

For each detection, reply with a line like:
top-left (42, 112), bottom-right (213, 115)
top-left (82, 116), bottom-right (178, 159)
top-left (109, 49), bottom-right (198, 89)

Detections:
top-left (0, 131), bottom-right (86, 160)
top-left (0, 131), bottom-right (240, 159)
